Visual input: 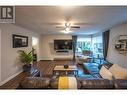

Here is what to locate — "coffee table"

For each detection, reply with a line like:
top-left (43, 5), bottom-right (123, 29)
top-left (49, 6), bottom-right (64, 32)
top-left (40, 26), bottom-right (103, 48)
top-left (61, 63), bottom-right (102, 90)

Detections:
top-left (53, 65), bottom-right (78, 76)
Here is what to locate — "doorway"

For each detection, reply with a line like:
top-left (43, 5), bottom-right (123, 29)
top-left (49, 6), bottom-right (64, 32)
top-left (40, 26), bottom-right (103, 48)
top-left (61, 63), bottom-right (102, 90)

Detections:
top-left (32, 37), bottom-right (39, 62)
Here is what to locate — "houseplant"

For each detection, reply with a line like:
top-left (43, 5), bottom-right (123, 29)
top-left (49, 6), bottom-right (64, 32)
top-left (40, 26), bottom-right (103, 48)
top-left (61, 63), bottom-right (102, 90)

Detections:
top-left (18, 48), bottom-right (35, 72)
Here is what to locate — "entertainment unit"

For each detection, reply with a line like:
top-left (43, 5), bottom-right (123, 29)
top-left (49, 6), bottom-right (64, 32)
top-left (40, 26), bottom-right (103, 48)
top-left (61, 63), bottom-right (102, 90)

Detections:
top-left (54, 39), bottom-right (72, 53)
top-left (56, 50), bottom-right (69, 53)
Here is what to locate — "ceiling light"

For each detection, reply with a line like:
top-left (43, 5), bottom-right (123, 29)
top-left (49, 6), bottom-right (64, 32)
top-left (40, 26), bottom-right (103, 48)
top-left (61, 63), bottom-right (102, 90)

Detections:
top-left (61, 30), bottom-right (72, 34)
top-left (65, 27), bottom-right (70, 31)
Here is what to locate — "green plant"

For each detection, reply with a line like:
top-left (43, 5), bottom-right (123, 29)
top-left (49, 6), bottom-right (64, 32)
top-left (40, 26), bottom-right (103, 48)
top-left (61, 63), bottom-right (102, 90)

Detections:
top-left (18, 48), bottom-right (35, 66)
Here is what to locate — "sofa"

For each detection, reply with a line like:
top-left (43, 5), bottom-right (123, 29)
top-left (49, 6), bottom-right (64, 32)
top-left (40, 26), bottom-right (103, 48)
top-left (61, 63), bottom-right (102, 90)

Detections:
top-left (18, 61), bottom-right (127, 89)
top-left (83, 61), bottom-right (127, 80)
top-left (19, 76), bottom-right (127, 89)
top-left (82, 61), bottom-right (113, 78)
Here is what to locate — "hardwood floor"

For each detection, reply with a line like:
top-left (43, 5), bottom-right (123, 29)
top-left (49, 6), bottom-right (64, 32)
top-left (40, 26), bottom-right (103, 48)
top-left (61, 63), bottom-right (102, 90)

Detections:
top-left (0, 60), bottom-right (85, 89)
top-left (36, 60), bottom-right (75, 77)
top-left (0, 72), bottom-right (29, 89)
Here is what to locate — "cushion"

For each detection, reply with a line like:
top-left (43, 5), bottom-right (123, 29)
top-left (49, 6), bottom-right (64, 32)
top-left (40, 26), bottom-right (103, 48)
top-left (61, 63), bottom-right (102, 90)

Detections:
top-left (109, 64), bottom-right (127, 79)
top-left (99, 66), bottom-right (113, 80)
top-left (20, 77), bottom-right (50, 88)
top-left (80, 79), bottom-right (114, 89)
top-left (30, 67), bottom-right (40, 77)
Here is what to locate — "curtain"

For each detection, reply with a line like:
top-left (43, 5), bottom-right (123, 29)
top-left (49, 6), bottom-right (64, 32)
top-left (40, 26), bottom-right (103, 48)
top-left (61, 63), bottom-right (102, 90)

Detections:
top-left (72, 35), bottom-right (77, 61)
top-left (102, 30), bottom-right (110, 60)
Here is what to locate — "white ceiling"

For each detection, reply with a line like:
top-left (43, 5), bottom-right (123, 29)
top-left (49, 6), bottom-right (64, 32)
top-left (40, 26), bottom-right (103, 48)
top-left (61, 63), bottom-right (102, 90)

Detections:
top-left (15, 6), bottom-right (127, 35)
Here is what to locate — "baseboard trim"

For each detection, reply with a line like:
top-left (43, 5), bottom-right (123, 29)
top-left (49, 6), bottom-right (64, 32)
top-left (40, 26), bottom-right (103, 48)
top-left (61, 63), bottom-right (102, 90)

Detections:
top-left (41, 58), bottom-right (54, 61)
top-left (40, 60), bottom-right (53, 61)
top-left (53, 58), bottom-right (73, 61)
top-left (0, 70), bottom-right (23, 86)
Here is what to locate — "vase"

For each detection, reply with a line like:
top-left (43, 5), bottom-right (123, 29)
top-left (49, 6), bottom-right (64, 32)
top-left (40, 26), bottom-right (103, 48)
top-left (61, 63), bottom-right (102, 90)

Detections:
top-left (23, 64), bottom-right (31, 72)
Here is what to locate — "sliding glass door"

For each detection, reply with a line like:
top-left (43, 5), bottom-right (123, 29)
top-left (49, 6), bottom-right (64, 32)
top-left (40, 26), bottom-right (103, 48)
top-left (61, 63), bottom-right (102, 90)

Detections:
top-left (76, 34), bottom-right (103, 63)
top-left (76, 36), bottom-right (92, 53)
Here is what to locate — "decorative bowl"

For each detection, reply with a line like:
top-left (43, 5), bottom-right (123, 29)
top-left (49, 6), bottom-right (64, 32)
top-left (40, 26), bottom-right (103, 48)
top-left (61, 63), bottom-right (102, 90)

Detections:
top-left (64, 65), bottom-right (68, 69)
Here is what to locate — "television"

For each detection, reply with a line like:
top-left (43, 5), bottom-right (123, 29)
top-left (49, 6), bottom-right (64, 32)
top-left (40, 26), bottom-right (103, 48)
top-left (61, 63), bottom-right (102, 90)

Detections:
top-left (54, 40), bottom-right (72, 50)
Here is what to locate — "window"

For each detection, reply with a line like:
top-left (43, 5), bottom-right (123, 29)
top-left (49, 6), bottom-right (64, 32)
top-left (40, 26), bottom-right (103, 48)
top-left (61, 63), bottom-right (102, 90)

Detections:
top-left (92, 34), bottom-right (103, 58)
top-left (76, 36), bottom-right (92, 53)
top-left (76, 34), bottom-right (103, 58)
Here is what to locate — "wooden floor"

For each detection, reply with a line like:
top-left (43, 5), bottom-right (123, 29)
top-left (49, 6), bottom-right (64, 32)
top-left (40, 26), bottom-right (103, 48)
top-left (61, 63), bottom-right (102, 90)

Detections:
top-left (0, 72), bottom-right (29, 89)
top-left (0, 60), bottom-right (85, 89)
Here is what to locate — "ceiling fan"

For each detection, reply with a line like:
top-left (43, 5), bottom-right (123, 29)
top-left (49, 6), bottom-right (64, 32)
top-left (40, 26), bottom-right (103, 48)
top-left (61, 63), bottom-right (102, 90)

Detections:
top-left (40, 21), bottom-right (96, 28)
top-left (56, 22), bottom-right (80, 29)
top-left (40, 21), bottom-right (96, 33)
top-left (55, 22), bottom-right (80, 33)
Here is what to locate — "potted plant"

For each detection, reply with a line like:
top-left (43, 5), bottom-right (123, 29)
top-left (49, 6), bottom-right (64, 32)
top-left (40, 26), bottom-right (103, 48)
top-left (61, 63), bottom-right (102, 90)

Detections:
top-left (18, 48), bottom-right (35, 72)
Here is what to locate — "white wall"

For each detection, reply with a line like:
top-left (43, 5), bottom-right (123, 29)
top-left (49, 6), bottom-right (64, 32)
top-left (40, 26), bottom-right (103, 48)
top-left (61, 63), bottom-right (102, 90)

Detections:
top-left (40, 35), bottom-right (73, 60)
top-left (107, 23), bottom-right (127, 68)
top-left (0, 24), bottom-right (41, 85)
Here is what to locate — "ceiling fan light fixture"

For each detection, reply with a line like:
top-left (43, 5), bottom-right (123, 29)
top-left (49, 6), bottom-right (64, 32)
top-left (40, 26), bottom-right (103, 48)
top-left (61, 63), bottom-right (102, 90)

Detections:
top-left (65, 27), bottom-right (70, 31)
top-left (61, 30), bottom-right (72, 34)
top-left (65, 22), bottom-right (71, 27)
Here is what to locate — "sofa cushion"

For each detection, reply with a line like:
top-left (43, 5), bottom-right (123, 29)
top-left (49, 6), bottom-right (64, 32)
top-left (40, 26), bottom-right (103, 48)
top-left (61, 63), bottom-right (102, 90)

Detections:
top-left (99, 66), bottom-right (113, 80)
top-left (80, 79), bottom-right (114, 89)
top-left (109, 64), bottom-right (127, 79)
top-left (20, 77), bottom-right (50, 88)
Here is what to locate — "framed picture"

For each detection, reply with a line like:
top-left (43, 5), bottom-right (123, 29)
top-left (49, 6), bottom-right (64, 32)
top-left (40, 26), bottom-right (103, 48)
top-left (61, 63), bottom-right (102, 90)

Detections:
top-left (12, 34), bottom-right (28, 48)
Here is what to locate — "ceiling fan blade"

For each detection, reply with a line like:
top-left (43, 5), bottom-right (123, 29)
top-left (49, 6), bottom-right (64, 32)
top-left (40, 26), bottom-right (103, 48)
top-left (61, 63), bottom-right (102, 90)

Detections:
top-left (41, 22), bottom-right (62, 25)
top-left (73, 23), bottom-right (96, 25)
top-left (56, 26), bottom-right (65, 28)
top-left (71, 26), bottom-right (80, 28)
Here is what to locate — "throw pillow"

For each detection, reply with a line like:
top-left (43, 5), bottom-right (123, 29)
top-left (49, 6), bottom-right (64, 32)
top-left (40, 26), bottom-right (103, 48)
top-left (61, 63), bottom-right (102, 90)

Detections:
top-left (99, 66), bottom-right (113, 80)
top-left (109, 64), bottom-right (127, 79)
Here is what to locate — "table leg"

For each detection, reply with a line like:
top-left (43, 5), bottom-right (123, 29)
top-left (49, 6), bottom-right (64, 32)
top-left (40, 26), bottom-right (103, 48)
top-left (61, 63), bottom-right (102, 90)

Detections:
top-left (65, 71), bottom-right (68, 75)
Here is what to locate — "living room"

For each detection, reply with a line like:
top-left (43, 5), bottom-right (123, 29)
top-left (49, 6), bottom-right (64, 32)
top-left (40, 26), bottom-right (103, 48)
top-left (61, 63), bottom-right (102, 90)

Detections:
top-left (1, 6), bottom-right (127, 89)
